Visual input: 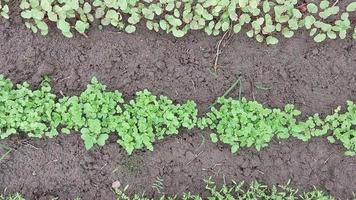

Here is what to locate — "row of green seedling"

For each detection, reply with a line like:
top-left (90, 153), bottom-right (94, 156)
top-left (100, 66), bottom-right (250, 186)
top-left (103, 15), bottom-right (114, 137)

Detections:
top-left (0, 75), bottom-right (355, 155)
top-left (0, 0), bottom-right (356, 43)
top-left (1, 179), bottom-right (341, 200)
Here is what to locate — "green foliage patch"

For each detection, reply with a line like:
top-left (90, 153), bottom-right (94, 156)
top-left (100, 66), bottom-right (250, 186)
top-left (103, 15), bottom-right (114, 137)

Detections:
top-left (0, 193), bottom-right (25, 200)
top-left (200, 97), bottom-right (356, 156)
top-left (1, 0), bottom-right (356, 43)
top-left (116, 179), bottom-right (338, 200)
top-left (1, 179), bottom-right (342, 200)
top-left (0, 75), bottom-right (198, 154)
top-left (0, 74), bottom-right (355, 155)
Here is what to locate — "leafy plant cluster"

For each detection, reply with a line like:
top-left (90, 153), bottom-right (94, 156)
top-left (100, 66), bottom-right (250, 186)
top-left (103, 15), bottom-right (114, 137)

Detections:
top-left (116, 179), bottom-right (338, 200)
top-left (0, 193), bottom-right (25, 200)
top-left (0, 193), bottom-right (81, 200)
top-left (0, 75), bottom-right (355, 155)
top-left (1, 180), bottom-right (342, 200)
top-left (0, 0), bottom-right (355, 43)
top-left (201, 97), bottom-right (356, 156)
top-left (0, 75), bottom-right (197, 154)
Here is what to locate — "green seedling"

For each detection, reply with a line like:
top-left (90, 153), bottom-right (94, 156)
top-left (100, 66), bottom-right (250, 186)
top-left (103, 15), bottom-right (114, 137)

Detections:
top-left (0, 74), bottom-right (355, 156)
top-left (5, 0), bottom-right (356, 42)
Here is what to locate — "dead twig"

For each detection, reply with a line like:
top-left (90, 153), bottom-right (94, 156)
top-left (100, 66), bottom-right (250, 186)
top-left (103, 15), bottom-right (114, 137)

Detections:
top-left (208, 76), bottom-right (241, 110)
top-left (0, 149), bottom-right (12, 162)
top-left (213, 26), bottom-right (233, 71)
top-left (186, 151), bottom-right (204, 165)
top-left (332, 0), bottom-right (339, 7)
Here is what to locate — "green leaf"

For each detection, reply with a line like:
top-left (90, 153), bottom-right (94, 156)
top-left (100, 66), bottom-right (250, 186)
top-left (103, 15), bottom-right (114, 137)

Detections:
top-left (246, 29), bottom-right (253, 37)
top-left (346, 2), bottom-right (356, 12)
top-left (36, 20), bottom-right (48, 31)
top-left (21, 11), bottom-right (32, 19)
top-left (47, 11), bottom-right (58, 22)
top-left (128, 14), bottom-right (140, 25)
top-left (307, 3), bottom-right (318, 13)
top-left (314, 33), bottom-right (326, 43)
top-left (20, 1), bottom-right (30, 9)
top-left (327, 30), bottom-right (336, 39)
top-left (266, 36), bottom-right (278, 45)
top-left (83, 2), bottom-right (91, 14)
top-left (282, 28), bottom-right (294, 38)
top-left (231, 145), bottom-right (239, 153)
top-left (239, 0), bottom-right (248, 8)
top-left (30, 0), bottom-right (39, 7)
top-left (75, 21), bottom-right (88, 34)
top-left (68, 0), bottom-right (79, 10)
top-left (319, 1), bottom-right (329, 9)
top-left (309, 28), bottom-right (317, 36)
top-left (159, 20), bottom-right (168, 30)
top-left (172, 28), bottom-right (185, 37)
top-left (233, 24), bottom-right (241, 33)
top-left (125, 25), bottom-right (136, 33)
top-left (255, 34), bottom-right (264, 43)
top-left (327, 136), bottom-right (335, 143)
top-left (292, 9), bottom-right (302, 19)
top-left (61, 128), bottom-right (71, 134)
top-left (31, 9), bottom-right (45, 20)
top-left (106, 9), bottom-right (118, 20)
top-left (263, 1), bottom-right (271, 13)
top-left (304, 16), bottom-right (316, 29)
top-left (97, 134), bottom-right (109, 146)
top-left (40, 0), bottom-right (52, 12)
top-left (210, 133), bottom-right (218, 143)
top-left (345, 151), bottom-right (356, 156)
top-left (57, 19), bottom-right (70, 32)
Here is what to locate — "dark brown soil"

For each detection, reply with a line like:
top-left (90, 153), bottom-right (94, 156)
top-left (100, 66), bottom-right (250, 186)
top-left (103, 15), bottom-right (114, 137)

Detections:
top-left (0, 2), bottom-right (356, 199)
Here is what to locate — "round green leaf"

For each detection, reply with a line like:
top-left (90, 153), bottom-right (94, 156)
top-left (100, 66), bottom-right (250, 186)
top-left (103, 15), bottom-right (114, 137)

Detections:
top-left (266, 36), bottom-right (278, 45)
top-left (319, 1), bottom-right (329, 9)
top-left (83, 2), bottom-right (91, 14)
top-left (210, 133), bottom-right (218, 143)
top-left (40, 0), bottom-right (51, 12)
top-left (172, 28), bottom-right (185, 37)
top-left (75, 21), bottom-right (88, 34)
top-left (314, 33), bottom-right (326, 42)
top-left (125, 25), bottom-right (136, 33)
top-left (346, 2), bottom-right (356, 12)
top-left (307, 3), bottom-right (318, 13)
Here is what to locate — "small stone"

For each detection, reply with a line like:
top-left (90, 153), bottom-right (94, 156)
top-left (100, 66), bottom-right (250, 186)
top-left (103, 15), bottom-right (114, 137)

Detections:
top-left (112, 180), bottom-right (121, 189)
top-left (79, 55), bottom-right (86, 62)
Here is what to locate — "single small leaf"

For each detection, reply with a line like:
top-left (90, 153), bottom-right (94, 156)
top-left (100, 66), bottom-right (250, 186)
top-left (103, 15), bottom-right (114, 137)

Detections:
top-left (75, 21), bottom-right (88, 34)
top-left (314, 33), bottom-right (326, 42)
top-left (210, 133), bottom-right (218, 143)
top-left (266, 36), bottom-right (278, 45)
top-left (97, 134), bottom-right (109, 146)
top-left (125, 25), bottom-right (136, 33)
top-left (307, 3), bottom-right (318, 13)
top-left (346, 2), bottom-right (356, 12)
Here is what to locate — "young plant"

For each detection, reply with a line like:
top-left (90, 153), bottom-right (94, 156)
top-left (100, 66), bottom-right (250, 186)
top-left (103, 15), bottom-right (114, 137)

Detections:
top-left (0, 0), bottom-right (9, 19)
top-left (56, 77), bottom-right (124, 150)
top-left (0, 74), bottom-right (355, 156)
top-left (0, 75), bottom-right (57, 139)
top-left (20, 0), bottom-right (92, 37)
top-left (7, 0), bottom-right (356, 42)
top-left (114, 178), bottom-right (336, 200)
top-left (199, 97), bottom-right (302, 153)
top-left (115, 90), bottom-right (197, 154)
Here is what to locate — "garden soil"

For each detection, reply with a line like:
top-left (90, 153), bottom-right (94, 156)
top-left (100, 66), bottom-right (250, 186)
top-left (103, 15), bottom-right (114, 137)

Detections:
top-left (0, 2), bottom-right (356, 199)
